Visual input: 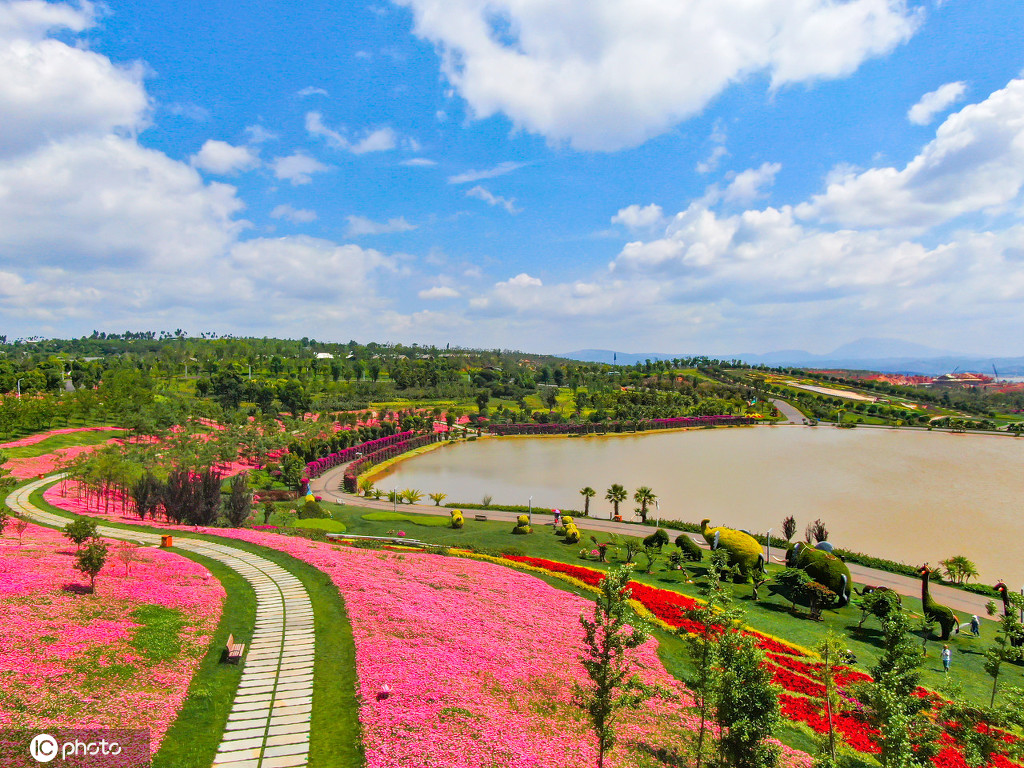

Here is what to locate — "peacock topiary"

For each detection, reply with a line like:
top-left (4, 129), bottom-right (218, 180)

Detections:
top-left (918, 564), bottom-right (958, 640)
top-left (785, 541), bottom-right (852, 607)
top-left (512, 513), bottom-right (532, 535)
top-left (450, 510), bottom-right (464, 529)
top-left (700, 518), bottom-right (765, 582)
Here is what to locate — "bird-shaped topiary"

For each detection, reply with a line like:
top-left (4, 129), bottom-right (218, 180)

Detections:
top-left (785, 541), bottom-right (852, 607)
top-left (700, 518), bottom-right (765, 582)
top-left (450, 510), bottom-right (464, 529)
top-left (918, 564), bottom-right (958, 640)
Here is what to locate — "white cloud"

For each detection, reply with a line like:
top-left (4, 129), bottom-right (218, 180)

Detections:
top-left (723, 162), bottom-right (782, 204)
top-left (448, 160), bottom-right (526, 184)
top-left (418, 285), bottom-right (461, 299)
top-left (271, 151), bottom-right (330, 185)
top-left (297, 86), bottom-right (329, 97)
top-left (397, 0), bottom-right (920, 150)
top-left (696, 121), bottom-right (729, 173)
top-left (191, 140), bottom-right (260, 175)
top-left (612, 203), bottom-right (664, 231)
top-left (0, 0), bottom-right (148, 158)
top-left (345, 215), bottom-right (416, 236)
top-left (305, 112), bottom-right (398, 154)
top-left (466, 185), bottom-right (520, 214)
top-left (908, 81), bottom-right (967, 125)
top-left (798, 79), bottom-right (1024, 229)
top-left (270, 204), bottom-right (318, 223)
top-left (401, 157), bottom-right (437, 166)
top-left (244, 125), bottom-right (277, 144)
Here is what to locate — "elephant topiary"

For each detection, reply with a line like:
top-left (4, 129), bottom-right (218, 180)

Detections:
top-left (785, 541), bottom-right (852, 607)
top-left (700, 519), bottom-right (765, 582)
top-left (675, 534), bottom-right (703, 562)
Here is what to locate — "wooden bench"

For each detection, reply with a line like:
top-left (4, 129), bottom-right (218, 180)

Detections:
top-left (225, 633), bottom-right (246, 664)
top-left (474, 514), bottom-right (488, 521)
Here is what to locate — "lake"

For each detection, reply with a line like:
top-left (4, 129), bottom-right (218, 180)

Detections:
top-left (375, 425), bottom-right (1024, 587)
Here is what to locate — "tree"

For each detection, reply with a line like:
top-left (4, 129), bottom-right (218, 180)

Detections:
top-left (814, 632), bottom-right (846, 767)
top-left (428, 492), bottom-right (447, 506)
top-left (224, 472), bottom-right (252, 527)
top-left (0, 504), bottom-right (10, 536)
top-left (605, 484), bottom-right (627, 518)
top-left (940, 556), bottom-right (979, 585)
top-left (63, 518), bottom-right (99, 550)
top-left (633, 486), bottom-right (657, 523)
top-left (775, 568), bottom-right (812, 612)
top-left (114, 542), bottom-right (139, 576)
top-left (401, 488), bottom-right (423, 505)
top-left (13, 517), bottom-right (28, 544)
top-left (580, 486), bottom-right (596, 516)
top-left (576, 566), bottom-right (652, 768)
top-left (806, 519), bottom-right (829, 543)
top-left (781, 515), bottom-right (797, 542)
top-left (984, 591), bottom-right (1024, 706)
top-left (75, 539), bottom-right (109, 592)
top-left (129, 472), bottom-right (163, 520)
top-left (716, 621), bottom-right (781, 768)
top-left (861, 609), bottom-right (939, 768)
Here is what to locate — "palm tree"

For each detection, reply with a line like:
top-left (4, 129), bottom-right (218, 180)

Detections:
top-left (358, 477), bottom-right (375, 497)
top-left (428, 492), bottom-right (447, 507)
top-left (633, 486), bottom-right (657, 524)
top-left (401, 488), bottom-right (423, 505)
top-left (605, 484), bottom-right (627, 519)
top-left (580, 486), bottom-right (596, 516)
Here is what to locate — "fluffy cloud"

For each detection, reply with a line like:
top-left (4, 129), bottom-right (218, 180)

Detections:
top-left (270, 204), bottom-right (318, 223)
top-left (345, 215), bottom-right (416, 236)
top-left (611, 203), bottom-right (664, 231)
top-left (0, 0), bottom-right (148, 158)
top-left (798, 79), bottom-right (1024, 229)
top-left (466, 185), bottom-right (520, 213)
top-left (908, 81), bottom-right (967, 125)
top-left (191, 140), bottom-right (260, 175)
top-left (723, 162), bottom-right (782, 204)
top-left (418, 285), bottom-right (460, 299)
top-left (397, 0), bottom-right (920, 150)
top-left (271, 151), bottom-right (331, 185)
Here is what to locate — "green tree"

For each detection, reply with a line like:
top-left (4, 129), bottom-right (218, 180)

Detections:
top-left (75, 539), bottom-right (109, 592)
top-left (984, 591), bottom-right (1024, 706)
top-left (63, 518), bottom-right (99, 550)
top-left (939, 556), bottom-right (979, 585)
top-left (428, 492), bottom-right (447, 506)
top-left (716, 622), bottom-right (781, 768)
top-left (0, 504), bottom-right (9, 536)
top-left (814, 632), bottom-right (846, 767)
top-left (580, 486), bottom-right (596, 516)
top-left (862, 610), bottom-right (939, 768)
top-left (633, 486), bottom-right (657, 523)
top-left (224, 472), bottom-right (252, 527)
top-left (401, 488), bottom-right (423, 504)
top-left (576, 565), bottom-right (652, 768)
top-left (605, 484), bottom-right (627, 518)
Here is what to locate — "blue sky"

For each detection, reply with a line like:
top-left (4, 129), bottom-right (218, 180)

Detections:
top-left (1, 0), bottom-right (1023, 355)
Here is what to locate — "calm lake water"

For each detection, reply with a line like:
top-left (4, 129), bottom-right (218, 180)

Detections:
top-left (375, 426), bottom-right (1024, 586)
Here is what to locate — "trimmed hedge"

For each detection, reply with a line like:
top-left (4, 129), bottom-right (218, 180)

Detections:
top-left (446, 502), bottom-right (586, 517)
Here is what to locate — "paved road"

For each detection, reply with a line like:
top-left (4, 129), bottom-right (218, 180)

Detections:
top-left (8, 477), bottom-right (315, 768)
top-left (311, 461), bottom-right (999, 623)
top-left (771, 398), bottom-right (806, 424)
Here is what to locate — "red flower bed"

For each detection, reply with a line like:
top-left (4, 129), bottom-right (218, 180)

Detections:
top-left (752, 634), bottom-right (808, 657)
top-left (772, 667), bottom-right (826, 698)
top-left (780, 694), bottom-right (880, 754)
top-left (503, 556), bottom-right (605, 587)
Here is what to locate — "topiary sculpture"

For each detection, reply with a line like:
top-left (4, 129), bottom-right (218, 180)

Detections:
top-left (564, 522), bottom-right (581, 543)
top-left (512, 513), bottom-right (532, 535)
top-left (675, 534), bottom-right (703, 562)
top-left (918, 564), bottom-right (958, 640)
top-left (450, 510), bottom-right (464, 529)
top-left (700, 518), bottom-right (765, 582)
top-left (643, 528), bottom-right (670, 551)
top-left (785, 541), bottom-right (852, 607)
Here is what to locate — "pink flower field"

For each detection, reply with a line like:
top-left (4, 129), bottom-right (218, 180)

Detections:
top-left (0, 522), bottom-right (224, 751)
top-left (198, 529), bottom-right (811, 768)
top-left (0, 427), bottom-right (122, 450)
top-left (4, 443), bottom-right (120, 479)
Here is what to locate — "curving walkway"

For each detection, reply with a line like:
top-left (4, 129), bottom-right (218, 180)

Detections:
top-left (7, 477), bottom-right (315, 768)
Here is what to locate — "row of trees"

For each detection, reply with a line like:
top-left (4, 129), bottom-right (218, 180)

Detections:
top-left (579, 485), bottom-right (658, 523)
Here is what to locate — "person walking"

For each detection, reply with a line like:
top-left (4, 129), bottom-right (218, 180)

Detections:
top-left (942, 645), bottom-right (952, 673)
top-left (970, 615), bottom-right (981, 636)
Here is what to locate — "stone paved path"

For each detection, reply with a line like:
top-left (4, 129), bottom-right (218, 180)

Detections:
top-left (7, 477), bottom-right (315, 768)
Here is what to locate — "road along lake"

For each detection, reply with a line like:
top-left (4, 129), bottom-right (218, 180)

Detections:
top-left (375, 425), bottom-right (1024, 586)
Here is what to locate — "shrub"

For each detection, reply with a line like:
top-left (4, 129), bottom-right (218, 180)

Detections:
top-left (499, 546), bottom-right (525, 557)
top-left (450, 510), bottom-right (465, 529)
top-left (675, 534), bottom-right (703, 562)
top-left (512, 513), bottom-right (532, 535)
top-left (63, 518), bottom-right (98, 549)
top-left (643, 528), bottom-right (670, 551)
top-left (564, 523), bottom-right (581, 543)
top-left (298, 500), bottom-right (329, 519)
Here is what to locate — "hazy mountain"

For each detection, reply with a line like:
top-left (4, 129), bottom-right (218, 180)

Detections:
top-left (561, 338), bottom-right (1024, 376)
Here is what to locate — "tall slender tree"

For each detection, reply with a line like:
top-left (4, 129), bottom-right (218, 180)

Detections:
top-left (633, 486), bottom-right (657, 523)
top-left (580, 486), bottom-right (596, 516)
top-left (605, 484), bottom-right (627, 519)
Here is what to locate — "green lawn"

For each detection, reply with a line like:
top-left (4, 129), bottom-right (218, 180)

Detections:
top-left (2, 429), bottom-right (124, 458)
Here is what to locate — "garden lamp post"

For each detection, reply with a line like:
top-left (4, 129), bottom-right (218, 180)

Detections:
top-left (528, 496), bottom-right (533, 526)
top-left (16, 378), bottom-right (23, 397)
top-left (765, 528), bottom-right (773, 567)
top-left (393, 489), bottom-right (398, 514)
top-left (655, 499), bottom-right (660, 528)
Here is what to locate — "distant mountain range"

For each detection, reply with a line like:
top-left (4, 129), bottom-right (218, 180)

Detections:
top-left (561, 338), bottom-right (1024, 376)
